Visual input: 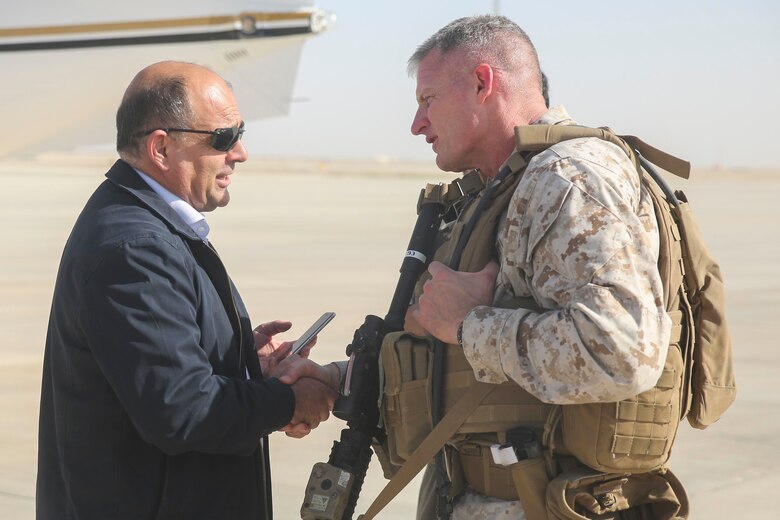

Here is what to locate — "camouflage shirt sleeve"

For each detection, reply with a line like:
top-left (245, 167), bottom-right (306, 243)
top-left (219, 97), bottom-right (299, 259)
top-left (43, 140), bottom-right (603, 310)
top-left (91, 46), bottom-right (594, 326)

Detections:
top-left (460, 137), bottom-right (672, 404)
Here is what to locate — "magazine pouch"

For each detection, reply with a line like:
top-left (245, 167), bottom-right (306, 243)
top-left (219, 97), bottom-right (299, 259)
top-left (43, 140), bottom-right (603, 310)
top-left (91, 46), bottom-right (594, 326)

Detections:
top-left (546, 466), bottom-right (689, 520)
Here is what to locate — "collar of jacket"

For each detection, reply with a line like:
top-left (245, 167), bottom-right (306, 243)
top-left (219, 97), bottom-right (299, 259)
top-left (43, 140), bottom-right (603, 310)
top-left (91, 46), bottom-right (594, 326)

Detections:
top-left (105, 159), bottom-right (204, 243)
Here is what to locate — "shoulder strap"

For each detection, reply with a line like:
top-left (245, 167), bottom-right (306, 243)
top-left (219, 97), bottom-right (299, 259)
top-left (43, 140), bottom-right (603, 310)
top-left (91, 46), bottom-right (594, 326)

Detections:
top-left (515, 124), bottom-right (691, 179)
top-left (621, 135), bottom-right (691, 179)
top-left (450, 153), bottom-right (528, 270)
top-left (419, 170), bottom-right (485, 209)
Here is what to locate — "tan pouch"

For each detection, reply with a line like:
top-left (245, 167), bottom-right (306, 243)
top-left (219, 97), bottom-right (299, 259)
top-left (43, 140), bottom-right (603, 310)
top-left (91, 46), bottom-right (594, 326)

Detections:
top-left (546, 466), bottom-right (689, 520)
top-left (374, 330), bottom-right (551, 479)
top-left (560, 342), bottom-right (685, 473)
top-left (456, 436), bottom-right (518, 501)
top-left (511, 457), bottom-right (550, 520)
top-left (377, 331), bottom-right (435, 475)
top-left (673, 194), bottom-right (736, 429)
top-left (454, 435), bottom-right (549, 518)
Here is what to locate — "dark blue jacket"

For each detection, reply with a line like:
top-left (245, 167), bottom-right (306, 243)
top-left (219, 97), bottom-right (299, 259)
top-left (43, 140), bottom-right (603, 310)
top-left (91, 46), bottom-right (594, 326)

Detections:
top-left (37, 160), bottom-right (295, 519)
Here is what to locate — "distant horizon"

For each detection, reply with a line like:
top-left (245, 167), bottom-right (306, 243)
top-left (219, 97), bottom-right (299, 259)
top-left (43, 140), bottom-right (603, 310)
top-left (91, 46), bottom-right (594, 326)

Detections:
top-left (6, 148), bottom-right (778, 176)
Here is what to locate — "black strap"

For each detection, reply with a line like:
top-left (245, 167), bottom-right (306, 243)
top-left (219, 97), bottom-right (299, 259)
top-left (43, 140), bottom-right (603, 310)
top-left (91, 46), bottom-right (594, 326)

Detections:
top-left (430, 162), bottom-right (519, 519)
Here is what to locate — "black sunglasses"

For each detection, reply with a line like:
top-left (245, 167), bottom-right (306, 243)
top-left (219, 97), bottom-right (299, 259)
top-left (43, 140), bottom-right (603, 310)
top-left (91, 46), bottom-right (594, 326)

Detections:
top-left (139, 121), bottom-right (245, 152)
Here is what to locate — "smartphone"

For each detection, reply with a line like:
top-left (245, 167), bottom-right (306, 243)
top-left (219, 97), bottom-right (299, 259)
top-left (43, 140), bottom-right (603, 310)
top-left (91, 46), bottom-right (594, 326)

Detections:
top-left (291, 312), bottom-right (336, 355)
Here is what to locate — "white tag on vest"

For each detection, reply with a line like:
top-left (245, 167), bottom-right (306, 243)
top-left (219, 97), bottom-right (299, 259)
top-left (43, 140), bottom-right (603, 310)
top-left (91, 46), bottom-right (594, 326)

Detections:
top-left (490, 444), bottom-right (518, 466)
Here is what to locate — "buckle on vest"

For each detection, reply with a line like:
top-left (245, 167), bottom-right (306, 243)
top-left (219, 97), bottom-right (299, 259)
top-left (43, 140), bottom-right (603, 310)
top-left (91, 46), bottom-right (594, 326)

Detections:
top-left (593, 477), bottom-right (629, 511)
top-left (418, 171), bottom-right (485, 213)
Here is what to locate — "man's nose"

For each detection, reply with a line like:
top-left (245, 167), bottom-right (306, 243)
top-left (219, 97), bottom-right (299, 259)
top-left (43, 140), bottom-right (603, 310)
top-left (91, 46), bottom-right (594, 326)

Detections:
top-left (229, 139), bottom-right (248, 162)
top-left (411, 107), bottom-right (427, 136)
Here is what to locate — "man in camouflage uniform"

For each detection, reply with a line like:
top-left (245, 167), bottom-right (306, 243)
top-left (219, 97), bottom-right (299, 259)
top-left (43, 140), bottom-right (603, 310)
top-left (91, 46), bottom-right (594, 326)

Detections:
top-left (405, 15), bottom-right (672, 520)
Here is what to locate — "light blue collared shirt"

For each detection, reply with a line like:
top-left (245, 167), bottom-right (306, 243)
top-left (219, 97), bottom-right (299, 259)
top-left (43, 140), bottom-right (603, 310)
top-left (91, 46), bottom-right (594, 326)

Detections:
top-left (134, 168), bottom-right (210, 242)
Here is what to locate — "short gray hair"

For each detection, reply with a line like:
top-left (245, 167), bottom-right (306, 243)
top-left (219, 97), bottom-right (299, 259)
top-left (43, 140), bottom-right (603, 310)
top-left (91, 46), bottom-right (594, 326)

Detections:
top-left (408, 15), bottom-right (542, 91)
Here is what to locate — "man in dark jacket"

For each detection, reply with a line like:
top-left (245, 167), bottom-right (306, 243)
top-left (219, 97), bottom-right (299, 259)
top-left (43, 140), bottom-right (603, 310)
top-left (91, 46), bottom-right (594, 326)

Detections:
top-left (36, 61), bottom-right (338, 519)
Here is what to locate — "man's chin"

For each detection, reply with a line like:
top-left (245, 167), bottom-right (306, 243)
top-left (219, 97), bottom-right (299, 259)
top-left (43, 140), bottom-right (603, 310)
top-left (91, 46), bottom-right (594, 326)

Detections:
top-left (435, 155), bottom-right (460, 173)
top-left (217, 191), bottom-right (231, 208)
top-left (202, 191), bottom-right (230, 212)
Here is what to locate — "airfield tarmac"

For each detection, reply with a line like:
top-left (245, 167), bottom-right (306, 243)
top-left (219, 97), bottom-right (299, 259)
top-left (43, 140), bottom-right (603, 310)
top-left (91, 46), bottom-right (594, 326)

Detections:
top-left (0, 155), bottom-right (777, 519)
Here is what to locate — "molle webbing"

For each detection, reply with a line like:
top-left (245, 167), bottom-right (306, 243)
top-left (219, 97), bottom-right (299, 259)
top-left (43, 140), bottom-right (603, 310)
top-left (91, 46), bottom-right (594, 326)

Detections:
top-left (442, 335), bottom-right (553, 434)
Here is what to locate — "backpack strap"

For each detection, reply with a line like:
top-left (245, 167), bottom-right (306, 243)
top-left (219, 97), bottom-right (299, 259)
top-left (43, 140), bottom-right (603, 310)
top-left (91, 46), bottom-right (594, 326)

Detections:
top-left (621, 135), bottom-right (691, 179)
top-left (514, 124), bottom-right (691, 180)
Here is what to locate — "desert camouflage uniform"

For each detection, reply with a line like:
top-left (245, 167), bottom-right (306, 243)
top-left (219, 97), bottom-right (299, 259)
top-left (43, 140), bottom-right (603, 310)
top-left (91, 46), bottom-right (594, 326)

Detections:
top-left (450, 106), bottom-right (672, 520)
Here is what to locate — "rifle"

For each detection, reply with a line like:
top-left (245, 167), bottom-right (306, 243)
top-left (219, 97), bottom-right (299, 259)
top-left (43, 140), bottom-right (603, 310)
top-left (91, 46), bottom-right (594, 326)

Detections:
top-left (300, 197), bottom-right (446, 520)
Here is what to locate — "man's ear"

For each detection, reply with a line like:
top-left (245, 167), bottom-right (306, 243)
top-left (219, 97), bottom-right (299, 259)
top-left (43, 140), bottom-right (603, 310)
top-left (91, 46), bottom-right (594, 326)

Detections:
top-left (146, 130), bottom-right (169, 171)
top-left (473, 63), bottom-right (494, 103)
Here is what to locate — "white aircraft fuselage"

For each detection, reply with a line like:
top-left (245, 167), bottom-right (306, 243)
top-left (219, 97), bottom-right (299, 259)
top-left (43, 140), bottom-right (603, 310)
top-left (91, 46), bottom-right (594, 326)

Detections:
top-left (0, 0), bottom-right (332, 158)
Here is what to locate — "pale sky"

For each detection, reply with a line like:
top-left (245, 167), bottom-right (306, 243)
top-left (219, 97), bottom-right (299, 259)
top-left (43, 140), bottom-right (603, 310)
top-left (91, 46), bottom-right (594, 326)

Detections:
top-left (249, 0), bottom-right (780, 169)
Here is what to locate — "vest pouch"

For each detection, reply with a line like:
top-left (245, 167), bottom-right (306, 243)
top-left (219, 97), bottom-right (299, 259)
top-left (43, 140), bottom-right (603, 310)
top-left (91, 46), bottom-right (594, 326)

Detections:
top-left (546, 466), bottom-right (689, 520)
top-left (453, 434), bottom-right (549, 519)
top-left (378, 332), bottom-right (435, 473)
top-left (560, 343), bottom-right (685, 473)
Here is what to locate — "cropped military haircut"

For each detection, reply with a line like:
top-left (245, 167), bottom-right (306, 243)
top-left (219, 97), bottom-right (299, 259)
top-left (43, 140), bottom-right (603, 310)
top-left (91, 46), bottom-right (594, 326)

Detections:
top-left (407, 14), bottom-right (544, 99)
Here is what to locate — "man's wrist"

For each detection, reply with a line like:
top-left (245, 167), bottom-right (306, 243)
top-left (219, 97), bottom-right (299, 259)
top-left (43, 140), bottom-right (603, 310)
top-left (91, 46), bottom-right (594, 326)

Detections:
top-left (328, 361), bottom-right (343, 390)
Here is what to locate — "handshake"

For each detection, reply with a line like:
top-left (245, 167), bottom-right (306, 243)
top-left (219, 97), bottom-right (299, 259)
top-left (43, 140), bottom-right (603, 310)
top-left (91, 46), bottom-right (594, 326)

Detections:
top-left (253, 320), bottom-right (344, 439)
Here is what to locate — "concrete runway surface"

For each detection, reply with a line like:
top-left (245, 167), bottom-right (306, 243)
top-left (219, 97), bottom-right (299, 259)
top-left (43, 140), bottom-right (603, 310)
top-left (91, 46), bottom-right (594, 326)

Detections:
top-left (0, 156), bottom-right (777, 519)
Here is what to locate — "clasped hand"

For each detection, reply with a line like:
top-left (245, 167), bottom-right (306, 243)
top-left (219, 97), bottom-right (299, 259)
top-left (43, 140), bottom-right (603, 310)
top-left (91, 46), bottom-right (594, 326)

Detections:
top-left (408, 261), bottom-right (499, 344)
top-left (253, 320), bottom-right (340, 438)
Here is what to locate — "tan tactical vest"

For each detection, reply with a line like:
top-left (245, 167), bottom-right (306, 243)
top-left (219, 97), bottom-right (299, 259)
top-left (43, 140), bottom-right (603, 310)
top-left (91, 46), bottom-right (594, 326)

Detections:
top-left (366, 125), bottom-right (734, 520)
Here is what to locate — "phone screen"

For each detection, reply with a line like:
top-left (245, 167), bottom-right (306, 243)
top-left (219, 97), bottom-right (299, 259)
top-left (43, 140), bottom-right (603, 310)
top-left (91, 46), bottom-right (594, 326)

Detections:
top-left (291, 312), bottom-right (336, 354)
